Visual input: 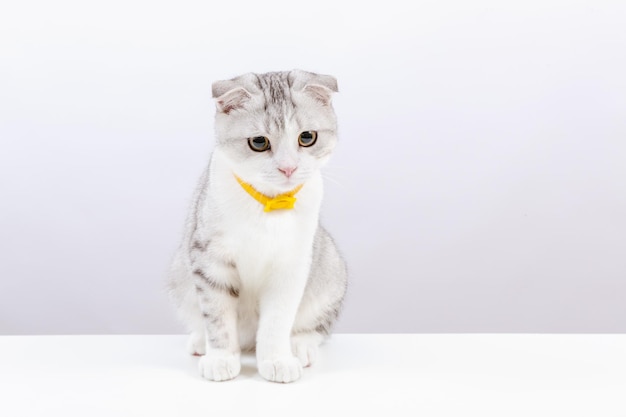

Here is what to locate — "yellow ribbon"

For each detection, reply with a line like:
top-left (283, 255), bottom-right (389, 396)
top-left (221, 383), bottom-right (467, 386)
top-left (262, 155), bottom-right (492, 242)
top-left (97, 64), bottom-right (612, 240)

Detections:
top-left (235, 175), bottom-right (303, 212)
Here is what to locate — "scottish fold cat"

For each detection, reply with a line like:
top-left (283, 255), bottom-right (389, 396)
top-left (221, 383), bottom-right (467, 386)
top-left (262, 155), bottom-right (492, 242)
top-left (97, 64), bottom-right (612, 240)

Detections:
top-left (168, 70), bottom-right (347, 383)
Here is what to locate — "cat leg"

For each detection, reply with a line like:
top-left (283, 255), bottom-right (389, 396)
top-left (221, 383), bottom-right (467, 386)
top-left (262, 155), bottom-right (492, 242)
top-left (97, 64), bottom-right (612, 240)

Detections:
top-left (291, 308), bottom-right (339, 368)
top-left (192, 263), bottom-right (241, 382)
top-left (167, 249), bottom-right (207, 356)
top-left (290, 226), bottom-right (347, 367)
top-left (256, 264), bottom-right (309, 383)
top-left (291, 281), bottom-right (346, 367)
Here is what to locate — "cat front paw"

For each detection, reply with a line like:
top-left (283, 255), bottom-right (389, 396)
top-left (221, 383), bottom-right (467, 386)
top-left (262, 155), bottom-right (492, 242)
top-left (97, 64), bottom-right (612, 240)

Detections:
top-left (258, 356), bottom-right (303, 383)
top-left (291, 332), bottom-right (323, 367)
top-left (199, 351), bottom-right (241, 382)
top-left (187, 331), bottom-right (206, 356)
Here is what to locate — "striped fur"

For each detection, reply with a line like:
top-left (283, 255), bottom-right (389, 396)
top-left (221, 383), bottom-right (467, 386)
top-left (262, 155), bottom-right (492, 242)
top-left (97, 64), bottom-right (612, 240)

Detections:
top-left (168, 70), bottom-right (347, 383)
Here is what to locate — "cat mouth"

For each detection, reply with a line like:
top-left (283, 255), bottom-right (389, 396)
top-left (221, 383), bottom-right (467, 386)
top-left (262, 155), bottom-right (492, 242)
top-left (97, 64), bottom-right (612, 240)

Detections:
top-left (283, 176), bottom-right (306, 189)
top-left (281, 177), bottom-right (298, 186)
top-left (270, 173), bottom-right (298, 187)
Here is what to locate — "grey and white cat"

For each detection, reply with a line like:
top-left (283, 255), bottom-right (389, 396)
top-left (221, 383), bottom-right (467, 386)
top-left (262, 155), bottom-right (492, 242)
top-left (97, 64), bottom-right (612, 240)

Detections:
top-left (168, 70), bottom-right (347, 383)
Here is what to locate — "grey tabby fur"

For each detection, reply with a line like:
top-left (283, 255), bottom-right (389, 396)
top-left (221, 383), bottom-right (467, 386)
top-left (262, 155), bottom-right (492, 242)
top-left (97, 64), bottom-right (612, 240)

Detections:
top-left (168, 70), bottom-right (347, 383)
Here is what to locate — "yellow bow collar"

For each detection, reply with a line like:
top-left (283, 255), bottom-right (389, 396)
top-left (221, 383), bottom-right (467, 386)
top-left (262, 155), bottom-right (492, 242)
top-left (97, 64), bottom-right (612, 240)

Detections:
top-left (235, 175), bottom-right (304, 212)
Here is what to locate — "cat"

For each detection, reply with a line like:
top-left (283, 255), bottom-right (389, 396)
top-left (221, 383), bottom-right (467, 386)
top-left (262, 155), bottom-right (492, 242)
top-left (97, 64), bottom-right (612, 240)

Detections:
top-left (168, 70), bottom-right (347, 383)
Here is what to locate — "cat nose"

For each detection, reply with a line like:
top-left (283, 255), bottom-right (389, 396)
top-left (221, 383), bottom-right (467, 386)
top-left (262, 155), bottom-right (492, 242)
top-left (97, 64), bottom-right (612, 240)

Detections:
top-left (278, 166), bottom-right (297, 178)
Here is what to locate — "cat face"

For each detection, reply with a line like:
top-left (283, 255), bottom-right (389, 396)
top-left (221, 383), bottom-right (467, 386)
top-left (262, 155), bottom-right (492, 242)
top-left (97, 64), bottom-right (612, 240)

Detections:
top-left (212, 70), bottom-right (338, 194)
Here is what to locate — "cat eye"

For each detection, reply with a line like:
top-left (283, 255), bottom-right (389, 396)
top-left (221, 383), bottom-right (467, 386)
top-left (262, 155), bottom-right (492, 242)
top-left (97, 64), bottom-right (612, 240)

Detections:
top-left (298, 131), bottom-right (318, 147)
top-left (248, 136), bottom-right (271, 152)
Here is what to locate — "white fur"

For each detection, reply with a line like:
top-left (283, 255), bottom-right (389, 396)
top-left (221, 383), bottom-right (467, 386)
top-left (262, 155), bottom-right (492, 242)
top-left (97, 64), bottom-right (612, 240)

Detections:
top-left (168, 70), bottom-right (346, 383)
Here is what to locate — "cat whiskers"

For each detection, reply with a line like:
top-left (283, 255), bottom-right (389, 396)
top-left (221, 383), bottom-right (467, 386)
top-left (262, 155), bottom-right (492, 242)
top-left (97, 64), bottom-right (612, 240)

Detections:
top-left (321, 168), bottom-right (348, 189)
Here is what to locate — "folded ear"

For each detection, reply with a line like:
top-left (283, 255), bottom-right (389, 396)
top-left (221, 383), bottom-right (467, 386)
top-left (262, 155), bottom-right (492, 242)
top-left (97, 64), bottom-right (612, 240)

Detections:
top-left (212, 82), bottom-right (252, 115)
top-left (213, 85), bottom-right (252, 114)
top-left (303, 84), bottom-right (336, 106)
top-left (290, 70), bottom-right (338, 106)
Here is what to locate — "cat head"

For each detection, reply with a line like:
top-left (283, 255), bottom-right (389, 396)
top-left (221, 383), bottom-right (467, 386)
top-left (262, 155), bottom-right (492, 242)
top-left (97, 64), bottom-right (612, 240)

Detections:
top-left (212, 70), bottom-right (338, 194)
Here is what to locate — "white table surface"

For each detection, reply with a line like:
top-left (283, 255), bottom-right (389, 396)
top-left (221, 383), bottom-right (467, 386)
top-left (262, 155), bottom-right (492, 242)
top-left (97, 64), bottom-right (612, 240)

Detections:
top-left (1, 334), bottom-right (625, 416)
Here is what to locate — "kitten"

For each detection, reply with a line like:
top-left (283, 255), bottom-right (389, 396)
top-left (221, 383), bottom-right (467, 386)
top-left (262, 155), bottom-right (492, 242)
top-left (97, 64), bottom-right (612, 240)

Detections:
top-left (168, 70), bottom-right (347, 383)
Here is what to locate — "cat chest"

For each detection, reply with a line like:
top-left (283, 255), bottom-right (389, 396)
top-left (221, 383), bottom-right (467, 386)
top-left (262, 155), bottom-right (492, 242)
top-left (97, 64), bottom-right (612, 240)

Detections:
top-left (221, 212), bottom-right (316, 284)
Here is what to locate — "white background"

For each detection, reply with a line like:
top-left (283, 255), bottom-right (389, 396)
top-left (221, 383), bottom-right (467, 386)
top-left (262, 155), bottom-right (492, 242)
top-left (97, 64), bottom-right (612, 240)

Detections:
top-left (1, 0), bottom-right (625, 334)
